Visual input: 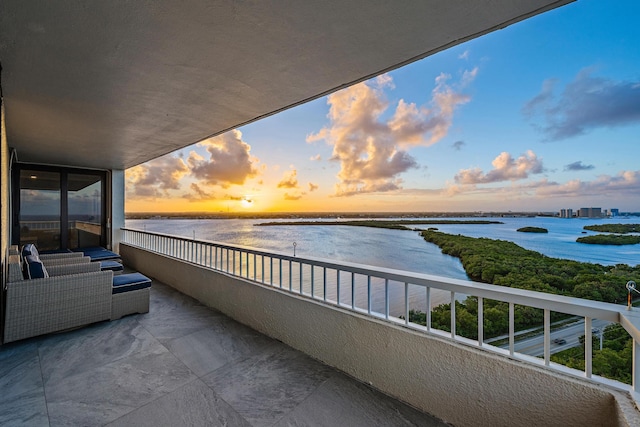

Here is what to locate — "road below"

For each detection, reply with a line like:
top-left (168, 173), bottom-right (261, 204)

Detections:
top-left (499, 318), bottom-right (611, 357)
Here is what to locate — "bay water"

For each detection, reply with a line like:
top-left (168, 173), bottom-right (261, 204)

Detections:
top-left (125, 216), bottom-right (640, 314)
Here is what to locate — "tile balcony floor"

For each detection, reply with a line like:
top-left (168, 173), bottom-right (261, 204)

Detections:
top-left (0, 277), bottom-right (447, 426)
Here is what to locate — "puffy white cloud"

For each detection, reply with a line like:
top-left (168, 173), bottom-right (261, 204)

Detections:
top-left (308, 72), bottom-right (473, 196)
top-left (126, 154), bottom-right (189, 198)
top-left (310, 154), bottom-right (322, 161)
top-left (277, 169), bottom-right (299, 189)
top-left (454, 150), bottom-right (544, 184)
top-left (524, 69), bottom-right (640, 140)
top-left (188, 129), bottom-right (259, 187)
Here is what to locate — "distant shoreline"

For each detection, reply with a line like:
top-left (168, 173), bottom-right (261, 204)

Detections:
top-left (255, 219), bottom-right (503, 227)
top-left (125, 211), bottom-right (555, 220)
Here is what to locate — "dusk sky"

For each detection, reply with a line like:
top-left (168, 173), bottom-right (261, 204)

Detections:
top-left (126, 0), bottom-right (640, 213)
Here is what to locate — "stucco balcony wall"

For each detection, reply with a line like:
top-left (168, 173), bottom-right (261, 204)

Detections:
top-left (121, 243), bottom-right (638, 427)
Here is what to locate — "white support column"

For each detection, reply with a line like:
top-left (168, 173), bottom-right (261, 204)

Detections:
top-left (110, 169), bottom-right (125, 253)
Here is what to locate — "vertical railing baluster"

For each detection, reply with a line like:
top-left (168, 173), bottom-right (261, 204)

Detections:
top-left (404, 282), bottom-right (409, 326)
top-left (585, 317), bottom-right (592, 378)
top-left (385, 279), bottom-right (389, 320)
top-left (311, 266), bottom-right (315, 298)
top-left (351, 272), bottom-right (355, 310)
top-left (426, 287), bottom-right (431, 331)
top-left (289, 260), bottom-right (292, 292)
top-left (634, 339), bottom-right (640, 394)
top-left (299, 262), bottom-right (303, 294)
top-left (323, 268), bottom-right (327, 302)
top-left (450, 291), bottom-right (456, 339)
top-left (261, 255), bottom-right (265, 283)
top-left (478, 296), bottom-right (484, 347)
top-left (544, 309), bottom-right (551, 366)
top-left (367, 276), bottom-right (371, 315)
top-left (509, 303), bottom-right (515, 356)
top-left (336, 270), bottom-right (341, 306)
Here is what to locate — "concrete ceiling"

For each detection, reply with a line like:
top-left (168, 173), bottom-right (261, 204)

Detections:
top-left (0, 0), bottom-right (572, 170)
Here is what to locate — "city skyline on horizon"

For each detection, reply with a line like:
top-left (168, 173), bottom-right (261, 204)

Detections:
top-left (125, 0), bottom-right (640, 214)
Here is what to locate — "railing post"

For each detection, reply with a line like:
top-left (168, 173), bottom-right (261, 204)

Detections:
top-left (367, 275), bottom-right (372, 315)
top-left (478, 296), bottom-right (484, 347)
top-left (544, 309), bottom-right (551, 366)
top-left (323, 267), bottom-right (327, 302)
top-left (311, 265), bottom-right (315, 298)
top-left (426, 287), bottom-right (431, 331)
top-left (404, 282), bottom-right (409, 326)
top-left (336, 270), bottom-right (341, 305)
top-left (634, 339), bottom-right (640, 394)
top-left (585, 317), bottom-right (593, 378)
top-left (450, 291), bottom-right (456, 339)
top-left (509, 303), bottom-right (515, 356)
top-left (351, 272), bottom-right (355, 310)
top-left (299, 262), bottom-right (303, 294)
top-left (385, 279), bottom-right (389, 320)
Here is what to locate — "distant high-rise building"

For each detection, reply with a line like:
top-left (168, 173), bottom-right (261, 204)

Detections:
top-left (559, 209), bottom-right (573, 218)
top-left (578, 207), bottom-right (602, 218)
top-left (611, 208), bottom-right (619, 217)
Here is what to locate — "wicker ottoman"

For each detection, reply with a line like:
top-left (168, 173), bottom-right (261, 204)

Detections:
top-left (111, 273), bottom-right (152, 320)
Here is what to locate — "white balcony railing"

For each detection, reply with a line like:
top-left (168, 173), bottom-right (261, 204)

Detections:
top-left (121, 228), bottom-right (640, 398)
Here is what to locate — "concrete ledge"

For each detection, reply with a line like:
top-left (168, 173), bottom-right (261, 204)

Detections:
top-left (121, 244), bottom-right (639, 427)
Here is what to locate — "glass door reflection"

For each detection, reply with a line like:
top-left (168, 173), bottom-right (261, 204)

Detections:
top-left (19, 170), bottom-right (61, 251)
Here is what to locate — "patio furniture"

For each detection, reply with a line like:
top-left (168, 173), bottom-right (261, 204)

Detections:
top-left (4, 250), bottom-right (151, 343)
top-left (111, 272), bottom-right (152, 320)
top-left (4, 258), bottom-right (113, 343)
top-left (72, 246), bottom-right (121, 261)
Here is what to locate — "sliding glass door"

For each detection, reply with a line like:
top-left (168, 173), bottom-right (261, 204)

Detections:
top-left (14, 166), bottom-right (106, 251)
top-left (18, 170), bottom-right (61, 251)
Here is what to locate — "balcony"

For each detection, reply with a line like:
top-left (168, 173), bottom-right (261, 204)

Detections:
top-left (116, 229), bottom-right (640, 426)
top-left (0, 275), bottom-right (445, 426)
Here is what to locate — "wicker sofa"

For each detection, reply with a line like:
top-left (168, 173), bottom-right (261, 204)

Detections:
top-left (4, 258), bottom-right (113, 343)
top-left (4, 244), bottom-right (152, 343)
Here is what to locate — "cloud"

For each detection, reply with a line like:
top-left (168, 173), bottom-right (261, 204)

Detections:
top-left (308, 182), bottom-right (319, 192)
top-left (444, 169), bottom-right (640, 202)
top-left (452, 140), bottom-right (465, 151)
top-left (564, 161), bottom-right (595, 172)
top-left (310, 154), bottom-right (322, 161)
top-left (308, 72), bottom-right (474, 196)
top-left (459, 50), bottom-right (470, 60)
top-left (454, 150), bottom-right (545, 184)
top-left (284, 192), bottom-right (303, 201)
top-left (523, 69), bottom-right (640, 140)
top-left (182, 183), bottom-right (215, 202)
top-left (126, 154), bottom-right (189, 198)
top-left (534, 170), bottom-right (640, 198)
top-left (277, 169), bottom-right (299, 189)
top-left (188, 129), bottom-right (259, 187)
